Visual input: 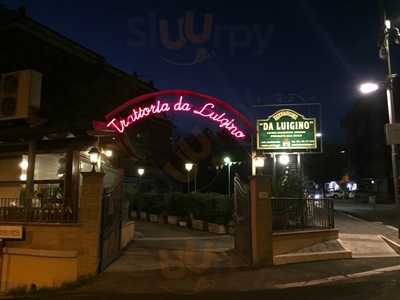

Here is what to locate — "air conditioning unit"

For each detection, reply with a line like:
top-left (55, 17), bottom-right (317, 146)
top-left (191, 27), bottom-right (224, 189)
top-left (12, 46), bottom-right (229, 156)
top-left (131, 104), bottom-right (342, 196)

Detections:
top-left (0, 70), bottom-right (42, 121)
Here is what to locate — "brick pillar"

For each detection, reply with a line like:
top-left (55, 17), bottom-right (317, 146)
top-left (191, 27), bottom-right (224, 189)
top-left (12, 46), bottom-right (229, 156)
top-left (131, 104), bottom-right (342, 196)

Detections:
top-left (249, 176), bottom-right (273, 267)
top-left (78, 172), bottom-right (104, 277)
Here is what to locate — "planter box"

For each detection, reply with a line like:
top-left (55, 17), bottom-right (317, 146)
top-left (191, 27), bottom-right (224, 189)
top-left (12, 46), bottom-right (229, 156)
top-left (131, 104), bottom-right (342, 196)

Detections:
top-left (192, 219), bottom-right (205, 231)
top-left (121, 221), bottom-right (135, 249)
top-left (178, 221), bottom-right (187, 227)
top-left (130, 211), bottom-right (138, 219)
top-left (208, 223), bottom-right (227, 234)
top-left (167, 215), bottom-right (178, 225)
top-left (158, 215), bottom-right (166, 224)
top-left (140, 212), bottom-right (147, 221)
top-left (149, 214), bottom-right (159, 223)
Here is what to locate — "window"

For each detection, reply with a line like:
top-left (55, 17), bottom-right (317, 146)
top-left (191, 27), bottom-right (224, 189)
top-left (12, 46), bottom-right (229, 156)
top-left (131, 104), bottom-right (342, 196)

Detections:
top-left (33, 153), bottom-right (66, 180)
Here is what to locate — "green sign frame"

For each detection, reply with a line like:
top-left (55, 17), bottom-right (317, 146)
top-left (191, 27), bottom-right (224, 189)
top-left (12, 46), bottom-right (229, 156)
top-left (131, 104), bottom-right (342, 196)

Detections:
top-left (257, 109), bottom-right (317, 151)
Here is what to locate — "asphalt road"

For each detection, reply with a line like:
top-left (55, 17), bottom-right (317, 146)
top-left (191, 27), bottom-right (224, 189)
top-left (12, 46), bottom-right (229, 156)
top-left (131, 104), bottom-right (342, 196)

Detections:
top-left (12, 270), bottom-right (400, 300)
top-left (10, 217), bottom-right (400, 300)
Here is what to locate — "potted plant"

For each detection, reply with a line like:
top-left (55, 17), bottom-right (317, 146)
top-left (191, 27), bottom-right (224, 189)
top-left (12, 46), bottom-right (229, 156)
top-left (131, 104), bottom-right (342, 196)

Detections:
top-left (167, 215), bottom-right (178, 225)
top-left (207, 217), bottom-right (227, 234)
top-left (178, 218), bottom-right (188, 227)
top-left (149, 213), bottom-right (159, 222)
top-left (166, 192), bottom-right (181, 225)
top-left (192, 219), bottom-right (205, 230)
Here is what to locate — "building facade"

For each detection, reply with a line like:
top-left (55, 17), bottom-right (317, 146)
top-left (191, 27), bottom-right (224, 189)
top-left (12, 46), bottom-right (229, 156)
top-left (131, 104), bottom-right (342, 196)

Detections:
top-left (0, 5), bottom-right (155, 290)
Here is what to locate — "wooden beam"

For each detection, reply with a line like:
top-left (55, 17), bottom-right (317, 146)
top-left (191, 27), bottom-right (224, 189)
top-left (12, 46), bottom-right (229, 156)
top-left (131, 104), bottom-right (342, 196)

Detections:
top-left (25, 140), bottom-right (36, 211)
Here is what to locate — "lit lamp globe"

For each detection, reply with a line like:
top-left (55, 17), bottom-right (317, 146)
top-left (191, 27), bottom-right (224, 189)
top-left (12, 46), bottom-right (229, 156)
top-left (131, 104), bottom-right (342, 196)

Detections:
top-left (104, 150), bottom-right (113, 158)
top-left (278, 154), bottom-right (290, 166)
top-left (88, 147), bottom-right (100, 172)
top-left (359, 82), bottom-right (379, 95)
top-left (137, 168), bottom-right (145, 176)
top-left (223, 156), bottom-right (232, 165)
top-left (19, 159), bottom-right (28, 170)
top-left (185, 163), bottom-right (194, 172)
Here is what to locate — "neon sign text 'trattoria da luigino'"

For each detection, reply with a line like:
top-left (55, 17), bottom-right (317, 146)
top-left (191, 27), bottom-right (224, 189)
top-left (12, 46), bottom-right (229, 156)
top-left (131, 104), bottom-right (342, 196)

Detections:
top-left (106, 96), bottom-right (246, 138)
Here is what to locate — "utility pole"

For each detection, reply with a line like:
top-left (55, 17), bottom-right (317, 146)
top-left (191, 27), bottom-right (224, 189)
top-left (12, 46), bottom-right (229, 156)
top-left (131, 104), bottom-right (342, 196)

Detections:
top-left (382, 15), bottom-right (400, 237)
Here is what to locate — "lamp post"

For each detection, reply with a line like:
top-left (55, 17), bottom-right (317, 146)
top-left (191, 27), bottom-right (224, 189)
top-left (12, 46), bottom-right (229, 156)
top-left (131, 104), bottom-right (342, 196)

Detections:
top-left (89, 147), bottom-right (100, 172)
top-left (185, 163), bottom-right (194, 193)
top-left (193, 164), bottom-right (197, 193)
top-left (383, 19), bottom-right (400, 210)
top-left (359, 17), bottom-right (400, 236)
top-left (137, 168), bottom-right (144, 192)
top-left (223, 156), bottom-right (233, 200)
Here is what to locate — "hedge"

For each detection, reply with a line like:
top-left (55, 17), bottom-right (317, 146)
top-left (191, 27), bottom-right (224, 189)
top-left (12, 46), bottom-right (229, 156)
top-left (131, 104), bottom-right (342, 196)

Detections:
top-left (128, 192), bottom-right (232, 225)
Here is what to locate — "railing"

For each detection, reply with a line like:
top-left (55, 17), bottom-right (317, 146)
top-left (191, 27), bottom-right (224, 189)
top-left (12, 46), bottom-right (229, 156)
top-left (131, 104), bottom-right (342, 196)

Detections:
top-left (272, 197), bottom-right (334, 232)
top-left (233, 175), bottom-right (250, 224)
top-left (0, 197), bottom-right (75, 223)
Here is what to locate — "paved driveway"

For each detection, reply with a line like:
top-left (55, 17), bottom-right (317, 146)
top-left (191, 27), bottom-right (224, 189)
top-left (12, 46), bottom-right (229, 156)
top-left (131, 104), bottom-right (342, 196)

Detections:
top-left (335, 212), bottom-right (399, 258)
top-left (105, 221), bottom-right (238, 273)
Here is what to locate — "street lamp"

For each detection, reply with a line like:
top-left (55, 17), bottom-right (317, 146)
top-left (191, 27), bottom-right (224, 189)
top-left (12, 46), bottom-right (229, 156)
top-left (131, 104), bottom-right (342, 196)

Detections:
top-left (89, 147), bottom-right (100, 172)
top-left (359, 16), bottom-right (400, 236)
top-left (359, 82), bottom-right (380, 94)
top-left (137, 168), bottom-right (145, 192)
top-left (137, 168), bottom-right (145, 176)
top-left (223, 156), bottom-right (233, 200)
top-left (185, 163), bottom-right (194, 193)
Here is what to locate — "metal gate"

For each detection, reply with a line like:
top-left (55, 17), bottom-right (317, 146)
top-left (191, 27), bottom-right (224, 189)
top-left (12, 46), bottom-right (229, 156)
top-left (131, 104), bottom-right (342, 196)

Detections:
top-left (233, 175), bottom-right (252, 265)
top-left (99, 175), bottom-right (123, 272)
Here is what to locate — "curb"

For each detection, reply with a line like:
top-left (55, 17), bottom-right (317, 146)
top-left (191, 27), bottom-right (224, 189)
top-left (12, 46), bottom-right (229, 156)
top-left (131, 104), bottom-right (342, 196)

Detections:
top-left (379, 235), bottom-right (400, 255)
top-left (273, 249), bottom-right (352, 265)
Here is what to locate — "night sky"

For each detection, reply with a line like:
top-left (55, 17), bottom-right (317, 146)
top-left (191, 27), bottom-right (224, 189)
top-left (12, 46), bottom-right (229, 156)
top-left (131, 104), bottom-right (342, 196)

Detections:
top-left (2, 0), bottom-right (400, 142)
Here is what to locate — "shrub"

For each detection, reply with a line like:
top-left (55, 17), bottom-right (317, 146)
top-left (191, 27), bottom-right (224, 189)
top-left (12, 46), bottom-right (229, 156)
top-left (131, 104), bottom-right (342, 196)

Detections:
top-left (166, 192), bottom-right (190, 216)
top-left (130, 192), bottom-right (232, 225)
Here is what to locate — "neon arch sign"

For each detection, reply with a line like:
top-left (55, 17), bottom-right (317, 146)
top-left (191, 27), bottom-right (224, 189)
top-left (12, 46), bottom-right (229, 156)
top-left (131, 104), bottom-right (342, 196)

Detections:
top-left (94, 90), bottom-right (255, 139)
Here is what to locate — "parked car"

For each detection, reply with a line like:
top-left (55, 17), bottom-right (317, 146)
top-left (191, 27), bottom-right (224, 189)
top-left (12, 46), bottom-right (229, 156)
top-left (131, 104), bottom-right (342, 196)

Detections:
top-left (325, 190), bottom-right (344, 199)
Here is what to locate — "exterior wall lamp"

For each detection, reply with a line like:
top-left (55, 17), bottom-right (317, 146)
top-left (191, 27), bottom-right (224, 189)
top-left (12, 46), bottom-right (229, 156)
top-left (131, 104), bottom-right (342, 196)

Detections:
top-left (89, 147), bottom-right (100, 172)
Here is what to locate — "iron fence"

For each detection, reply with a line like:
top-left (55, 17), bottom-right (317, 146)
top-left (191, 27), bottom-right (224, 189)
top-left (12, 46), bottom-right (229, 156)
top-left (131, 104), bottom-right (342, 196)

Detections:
top-left (272, 197), bottom-right (334, 232)
top-left (0, 197), bottom-right (75, 223)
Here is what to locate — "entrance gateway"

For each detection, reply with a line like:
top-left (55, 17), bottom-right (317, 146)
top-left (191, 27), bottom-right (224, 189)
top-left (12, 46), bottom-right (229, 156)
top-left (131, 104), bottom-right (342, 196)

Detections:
top-left (95, 91), bottom-right (335, 268)
top-left (94, 89), bottom-right (258, 267)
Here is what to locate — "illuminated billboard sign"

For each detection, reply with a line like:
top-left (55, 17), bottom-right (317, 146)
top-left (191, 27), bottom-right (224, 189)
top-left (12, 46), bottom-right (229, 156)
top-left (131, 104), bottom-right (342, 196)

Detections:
top-left (257, 109), bottom-right (317, 151)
